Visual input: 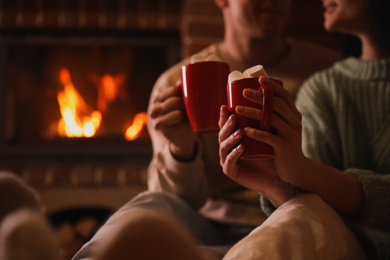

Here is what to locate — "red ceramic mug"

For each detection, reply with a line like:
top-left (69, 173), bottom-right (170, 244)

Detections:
top-left (227, 77), bottom-right (281, 160)
top-left (181, 61), bottom-right (230, 134)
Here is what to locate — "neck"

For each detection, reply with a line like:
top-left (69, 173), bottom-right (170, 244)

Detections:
top-left (222, 34), bottom-right (290, 67)
top-left (359, 33), bottom-right (389, 61)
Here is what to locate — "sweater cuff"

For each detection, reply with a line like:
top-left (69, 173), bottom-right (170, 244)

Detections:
top-left (159, 142), bottom-right (204, 177)
top-left (346, 168), bottom-right (390, 228)
top-left (260, 196), bottom-right (276, 217)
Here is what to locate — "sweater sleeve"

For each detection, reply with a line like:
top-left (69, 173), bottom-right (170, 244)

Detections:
top-left (296, 70), bottom-right (390, 232)
top-left (346, 168), bottom-right (390, 232)
top-left (260, 74), bottom-right (341, 215)
top-left (146, 64), bottom-right (209, 210)
top-left (295, 73), bottom-right (344, 169)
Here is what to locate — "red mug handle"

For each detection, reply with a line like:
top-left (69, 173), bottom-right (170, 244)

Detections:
top-left (259, 85), bottom-right (273, 131)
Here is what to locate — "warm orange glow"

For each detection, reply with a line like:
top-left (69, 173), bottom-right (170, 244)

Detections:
top-left (125, 112), bottom-right (148, 141)
top-left (56, 67), bottom-right (147, 140)
top-left (57, 68), bottom-right (102, 138)
top-left (96, 73), bottom-right (125, 113)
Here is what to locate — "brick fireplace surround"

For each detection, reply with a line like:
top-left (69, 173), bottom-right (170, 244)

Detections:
top-left (0, 0), bottom-right (185, 209)
top-left (0, 0), bottom-right (338, 258)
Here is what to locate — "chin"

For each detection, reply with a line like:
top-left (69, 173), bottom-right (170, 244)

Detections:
top-left (323, 20), bottom-right (336, 33)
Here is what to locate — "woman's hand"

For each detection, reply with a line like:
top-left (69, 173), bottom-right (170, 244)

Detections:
top-left (218, 105), bottom-right (295, 207)
top-left (239, 77), bottom-right (364, 215)
top-left (148, 82), bottom-right (197, 161)
top-left (237, 76), bottom-right (305, 184)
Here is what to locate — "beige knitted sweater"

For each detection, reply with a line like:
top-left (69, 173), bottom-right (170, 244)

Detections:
top-left (147, 40), bottom-right (340, 226)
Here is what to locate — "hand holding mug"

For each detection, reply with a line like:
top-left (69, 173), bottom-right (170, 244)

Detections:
top-left (218, 103), bottom-right (296, 206)
top-left (241, 76), bottom-right (304, 184)
top-left (227, 66), bottom-right (281, 159)
top-left (148, 82), bottom-right (197, 161)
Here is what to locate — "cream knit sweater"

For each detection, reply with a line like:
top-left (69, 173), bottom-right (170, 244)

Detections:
top-left (295, 57), bottom-right (390, 259)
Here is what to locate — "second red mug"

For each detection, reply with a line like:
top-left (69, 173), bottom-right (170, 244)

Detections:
top-left (227, 77), bottom-right (276, 160)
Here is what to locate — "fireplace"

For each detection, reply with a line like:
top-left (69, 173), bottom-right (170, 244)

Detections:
top-left (0, 1), bottom-right (182, 257)
top-left (0, 4), bottom-right (183, 254)
top-left (0, 30), bottom-right (180, 165)
top-left (0, 0), bottom-right (183, 194)
top-left (0, 32), bottom-right (179, 166)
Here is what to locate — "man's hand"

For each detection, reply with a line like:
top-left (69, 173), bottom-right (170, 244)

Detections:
top-left (148, 82), bottom-right (197, 161)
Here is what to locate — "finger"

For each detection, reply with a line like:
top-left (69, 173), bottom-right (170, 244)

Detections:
top-left (272, 97), bottom-right (302, 133)
top-left (242, 88), bottom-right (263, 104)
top-left (175, 80), bottom-right (182, 87)
top-left (235, 103), bottom-right (300, 139)
top-left (243, 127), bottom-right (279, 150)
top-left (236, 95), bottom-right (298, 127)
top-left (219, 128), bottom-right (243, 156)
top-left (269, 111), bottom-right (299, 139)
top-left (219, 121), bottom-right (243, 165)
top-left (218, 113), bottom-right (237, 144)
top-left (235, 105), bottom-right (262, 121)
top-left (241, 76), bottom-right (281, 104)
top-left (218, 105), bottom-right (230, 129)
top-left (222, 144), bottom-right (244, 178)
top-left (259, 76), bottom-right (301, 118)
top-left (149, 96), bottom-right (184, 118)
top-left (152, 110), bottom-right (185, 130)
top-left (242, 76), bottom-right (288, 105)
top-left (153, 85), bottom-right (182, 103)
top-left (241, 80), bottom-right (302, 130)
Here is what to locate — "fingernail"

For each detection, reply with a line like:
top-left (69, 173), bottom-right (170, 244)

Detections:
top-left (243, 127), bottom-right (250, 134)
top-left (228, 114), bottom-right (235, 123)
top-left (237, 144), bottom-right (244, 152)
top-left (236, 106), bottom-right (246, 113)
top-left (233, 129), bottom-right (241, 138)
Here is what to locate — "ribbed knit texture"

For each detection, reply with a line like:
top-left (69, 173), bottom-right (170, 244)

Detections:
top-left (295, 57), bottom-right (390, 259)
top-left (297, 57), bottom-right (390, 171)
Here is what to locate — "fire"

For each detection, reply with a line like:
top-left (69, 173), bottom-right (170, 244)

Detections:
top-left (96, 74), bottom-right (125, 113)
top-left (56, 67), bottom-right (147, 140)
top-left (125, 112), bottom-right (148, 141)
top-left (57, 68), bottom-right (102, 137)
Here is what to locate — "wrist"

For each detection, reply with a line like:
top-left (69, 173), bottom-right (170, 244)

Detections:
top-left (286, 156), bottom-right (317, 190)
top-left (260, 181), bottom-right (297, 208)
top-left (169, 141), bottom-right (198, 162)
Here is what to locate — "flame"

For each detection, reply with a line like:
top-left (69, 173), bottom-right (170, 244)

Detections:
top-left (56, 67), bottom-right (147, 140)
top-left (125, 112), bottom-right (148, 141)
top-left (57, 68), bottom-right (102, 138)
top-left (96, 74), bottom-right (126, 113)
